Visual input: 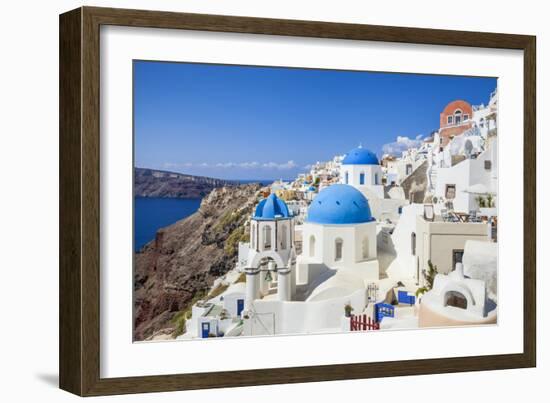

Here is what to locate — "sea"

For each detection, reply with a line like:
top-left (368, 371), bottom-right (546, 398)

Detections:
top-left (134, 197), bottom-right (202, 252)
top-left (134, 179), bottom-right (285, 252)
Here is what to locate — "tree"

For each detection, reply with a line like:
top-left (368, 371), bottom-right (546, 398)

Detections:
top-left (416, 260), bottom-right (438, 297)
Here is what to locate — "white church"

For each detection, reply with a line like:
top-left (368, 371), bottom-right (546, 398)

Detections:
top-left (237, 178), bottom-right (383, 335)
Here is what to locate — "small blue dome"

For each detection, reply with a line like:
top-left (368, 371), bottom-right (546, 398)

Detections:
top-left (342, 147), bottom-right (379, 165)
top-left (307, 184), bottom-right (374, 225)
top-left (253, 193), bottom-right (291, 220)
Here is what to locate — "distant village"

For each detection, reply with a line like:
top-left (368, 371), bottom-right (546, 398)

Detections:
top-left (175, 89), bottom-right (499, 340)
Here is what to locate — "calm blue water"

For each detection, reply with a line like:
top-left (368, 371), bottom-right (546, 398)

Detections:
top-left (134, 197), bottom-right (202, 252)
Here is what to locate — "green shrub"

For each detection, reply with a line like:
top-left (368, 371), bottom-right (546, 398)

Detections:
top-left (416, 260), bottom-right (438, 297)
top-left (235, 272), bottom-right (246, 283)
top-left (171, 311), bottom-right (188, 337)
top-left (224, 226), bottom-right (250, 256)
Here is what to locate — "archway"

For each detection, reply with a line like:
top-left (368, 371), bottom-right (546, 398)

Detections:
top-left (444, 291), bottom-right (468, 309)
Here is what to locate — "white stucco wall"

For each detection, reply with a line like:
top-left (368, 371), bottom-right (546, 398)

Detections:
top-left (299, 221), bottom-right (378, 280)
top-left (341, 164), bottom-right (385, 198)
top-left (244, 288), bottom-right (367, 336)
top-left (385, 203), bottom-right (425, 281)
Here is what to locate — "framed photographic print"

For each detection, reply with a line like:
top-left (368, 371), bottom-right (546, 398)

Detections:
top-left (59, 6), bottom-right (536, 396)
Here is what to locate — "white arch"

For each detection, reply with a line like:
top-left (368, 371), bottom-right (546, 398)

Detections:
top-left (439, 283), bottom-right (476, 309)
top-left (249, 250), bottom-right (285, 269)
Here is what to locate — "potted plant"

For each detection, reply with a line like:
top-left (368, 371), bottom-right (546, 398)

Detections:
top-left (344, 303), bottom-right (353, 317)
top-left (479, 194), bottom-right (497, 217)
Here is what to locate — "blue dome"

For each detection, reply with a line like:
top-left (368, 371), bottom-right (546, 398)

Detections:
top-left (307, 184), bottom-right (374, 225)
top-left (253, 193), bottom-right (291, 220)
top-left (342, 147), bottom-right (379, 165)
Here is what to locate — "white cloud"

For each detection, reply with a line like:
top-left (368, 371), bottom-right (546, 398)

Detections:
top-left (262, 160), bottom-right (297, 170)
top-left (382, 135), bottom-right (424, 156)
top-left (162, 160), bottom-right (298, 170)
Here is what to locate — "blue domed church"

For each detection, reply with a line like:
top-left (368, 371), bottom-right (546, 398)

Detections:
top-left (297, 184), bottom-right (380, 283)
top-left (340, 145), bottom-right (385, 199)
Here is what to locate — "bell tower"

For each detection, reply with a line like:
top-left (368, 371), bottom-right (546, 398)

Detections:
top-left (244, 193), bottom-right (296, 311)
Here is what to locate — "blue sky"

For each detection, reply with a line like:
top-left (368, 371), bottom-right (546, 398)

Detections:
top-left (134, 61), bottom-right (496, 180)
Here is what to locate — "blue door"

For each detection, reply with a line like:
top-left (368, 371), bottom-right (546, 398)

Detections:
top-left (237, 299), bottom-right (244, 316)
top-left (398, 290), bottom-right (416, 305)
top-left (201, 322), bottom-right (210, 338)
top-left (375, 303), bottom-right (395, 323)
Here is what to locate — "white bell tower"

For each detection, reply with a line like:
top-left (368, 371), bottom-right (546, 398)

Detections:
top-left (243, 193), bottom-right (296, 311)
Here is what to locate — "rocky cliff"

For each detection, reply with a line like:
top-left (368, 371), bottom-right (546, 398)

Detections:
top-left (133, 184), bottom-right (261, 341)
top-left (134, 167), bottom-right (238, 198)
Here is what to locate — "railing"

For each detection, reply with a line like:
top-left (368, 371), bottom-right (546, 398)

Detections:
top-left (350, 314), bottom-right (380, 331)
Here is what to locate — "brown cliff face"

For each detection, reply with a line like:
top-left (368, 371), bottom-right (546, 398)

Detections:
top-left (134, 167), bottom-right (238, 198)
top-left (133, 184), bottom-right (261, 341)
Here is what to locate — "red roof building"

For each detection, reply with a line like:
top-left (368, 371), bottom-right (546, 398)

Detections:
top-left (438, 100), bottom-right (473, 145)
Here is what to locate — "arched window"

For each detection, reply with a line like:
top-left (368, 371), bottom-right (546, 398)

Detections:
top-left (359, 173), bottom-right (365, 185)
top-left (444, 291), bottom-right (468, 310)
top-left (362, 236), bottom-right (369, 259)
top-left (263, 225), bottom-right (272, 250)
top-left (335, 238), bottom-right (343, 261)
top-left (454, 109), bottom-right (463, 125)
top-left (280, 224), bottom-right (287, 250)
top-left (345, 171), bottom-right (349, 184)
top-left (374, 173), bottom-right (379, 185)
top-left (309, 235), bottom-right (316, 257)
top-left (411, 232), bottom-right (416, 255)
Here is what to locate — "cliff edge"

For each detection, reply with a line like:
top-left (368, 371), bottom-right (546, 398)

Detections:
top-left (133, 184), bottom-right (261, 341)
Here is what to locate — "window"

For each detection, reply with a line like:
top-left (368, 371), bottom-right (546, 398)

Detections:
top-left (445, 184), bottom-right (456, 200)
top-left (406, 164), bottom-right (413, 175)
top-left (362, 236), bottom-right (369, 259)
top-left (374, 173), bottom-right (379, 185)
top-left (280, 224), bottom-right (287, 250)
top-left (359, 173), bottom-right (365, 185)
top-left (463, 114), bottom-right (469, 121)
top-left (345, 171), bottom-right (349, 184)
top-left (480, 118), bottom-right (485, 128)
top-left (251, 223), bottom-right (256, 249)
top-left (484, 160), bottom-right (492, 170)
top-left (452, 249), bottom-right (464, 270)
top-left (309, 235), bottom-right (316, 257)
top-left (263, 225), bottom-right (272, 249)
top-left (335, 238), bottom-right (343, 261)
top-left (411, 233), bottom-right (416, 255)
top-left (447, 115), bottom-right (453, 125)
top-left (454, 109), bottom-right (462, 125)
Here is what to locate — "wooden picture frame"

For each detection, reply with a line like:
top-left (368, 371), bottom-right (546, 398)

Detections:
top-left (59, 6), bottom-right (536, 396)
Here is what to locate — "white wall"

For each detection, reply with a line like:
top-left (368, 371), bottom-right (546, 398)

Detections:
top-left (1, 1), bottom-right (546, 403)
top-left (300, 222), bottom-right (378, 280)
top-left (247, 289), bottom-right (367, 335)
top-left (341, 164), bottom-right (385, 198)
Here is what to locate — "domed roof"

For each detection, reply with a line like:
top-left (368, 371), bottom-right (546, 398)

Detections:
top-left (342, 146), bottom-right (379, 165)
top-left (307, 184), bottom-right (374, 225)
top-left (253, 193), bottom-right (291, 220)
